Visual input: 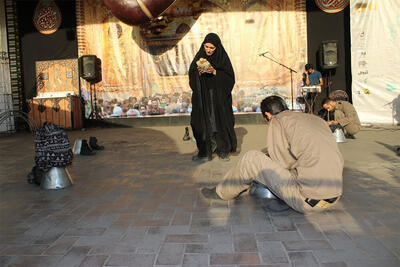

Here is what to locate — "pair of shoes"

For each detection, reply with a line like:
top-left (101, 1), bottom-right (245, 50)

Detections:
top-left (345, 134), bottom-right (356, 139)
top-left (89, 136), bottom-right (104, 150)
top-left (183, 127), bottom-right (191, 141)
top-left (262, 199), bottom-right (290, 212)
top-left (27, 166), bottom-right (44, 185)
top-left (81, 139), bottom-right (96, 156)
top-left (201, 187), bottom-right (222, 200)
top-left (218, 152), bottom-right (230, 161)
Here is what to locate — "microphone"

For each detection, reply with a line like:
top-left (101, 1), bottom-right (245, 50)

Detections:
top-left (259, 51), bottom-right (268, 56)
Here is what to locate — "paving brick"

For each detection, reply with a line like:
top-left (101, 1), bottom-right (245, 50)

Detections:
top-left (106, 254), bottom-right (156, 266)
top-left (165, 234), bottom-right (208, 243)
top-left (283, 240), bottom-right (332, 251)
top-left (89, 243), bottom-right (136, 255)
top-left (56, 246), bottom-right (91, 267)
top-left (0, 256), bottom-right (15, 266)
top-left (322, 229), bottom-right (356, 249)
top-left (295, 223), bottom-right (325, 240)
top-left (256, 231), bottom-right (302, 242)
top-left (131, 219), bottom-right (171, 227)
top-left (353, 236), bottom-right (397, 258)
top-left (171, 212), bottom-right (191, 225)
top-left (258, 241), bottom-right (289, 264)
top-left (43, 236), bottom-right (79, 255)
top-left (210, 253), bottom-right (260, 265)
top-left (5, 255), bottom-right (62, 267)
top-left (345, 259), bottom-right (400, 267)
top-left (233, 233), bottom-right (258, 252)
top-left (182, 253), bottom-right (208, 267)
top-left (185, 242), bottom-right (234, 254)
top-left (320, 262), bottom-right (348, 267)
top-left (148, 225), bottom-right (190, 235)
top-left (0, 244), bottom-right (49, 255)
top-left (78, 255), bottom-right (109, 267)
top-left (313, 248), bottom-right (371, 262)
top-left (132, 234), bottom-right (165, 254)
top-left (270, 216), bottom-right (296, 231)
top-left (0, 232), bottom-right (34, 245)
top-left (74, 235), bottom-right (121, 247)
top-left (377, 234), bottom-right (400, 253)
top-left (155, 243), bottom-right (184, 265)
top-left (288, 251), bottom-right (319, 267)
top-left (64, 227), bottom-right (107, 236)
top-left (239, 265), bottom-right (291, 267)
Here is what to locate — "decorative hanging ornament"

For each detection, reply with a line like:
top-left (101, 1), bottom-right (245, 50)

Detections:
top-left (314, 0), bottom-right (350, 13)
top-left (33, 0), bottom-right (62, 34)
top-left (103, 0), bottom-right (176, 26)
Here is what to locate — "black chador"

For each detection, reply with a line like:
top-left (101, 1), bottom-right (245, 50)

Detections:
top-left (189, 33), bottom-right (237, 160)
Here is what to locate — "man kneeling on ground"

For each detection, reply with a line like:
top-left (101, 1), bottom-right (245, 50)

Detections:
top-left (322, 98), bottom-right (361, 138)
top-left (201, 96), bottom-right (344, 213)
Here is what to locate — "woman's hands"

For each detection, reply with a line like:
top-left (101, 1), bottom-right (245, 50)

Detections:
top-left (198, 66), bottom-right (216, 75)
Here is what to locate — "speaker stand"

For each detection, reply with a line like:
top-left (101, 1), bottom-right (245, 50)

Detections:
top-left (88, 82), bottom-right (100, 119)
top-left (325, 69), bottom-right (333, 98)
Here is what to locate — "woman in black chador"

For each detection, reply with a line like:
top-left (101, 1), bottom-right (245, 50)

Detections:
top-left (189, 33), bottom-right (237, 161)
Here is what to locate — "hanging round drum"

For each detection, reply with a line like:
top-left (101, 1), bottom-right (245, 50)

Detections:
top-left (103, 0), bottom-right (177, 26)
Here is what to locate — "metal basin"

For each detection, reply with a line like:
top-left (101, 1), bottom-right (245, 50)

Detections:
top-left (333, 128), bottom-right (346, 143)
top-left (249, 182), bottom-right (277, 199)
top-left (41, 167), bottom-right (73, 190)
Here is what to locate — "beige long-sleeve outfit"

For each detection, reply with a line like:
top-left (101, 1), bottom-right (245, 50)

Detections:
top-left (216, 111), bottom-right (344, 213)
top-left (333, 101), bottom-right (361, 135)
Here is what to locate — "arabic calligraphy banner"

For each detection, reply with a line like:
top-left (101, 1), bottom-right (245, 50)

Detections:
top-left (33, 0), bottom-right (62, 35)
top-left (76, 0), bottom-right (307, 118)
top-left (0, 0), bottom-right (14, 132)
top-left (351, 0), bottom-right (400, 125)
top-left (314, 0), bottom-right (349, 13)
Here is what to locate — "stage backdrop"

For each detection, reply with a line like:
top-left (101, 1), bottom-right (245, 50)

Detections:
top-left (76, 0), bottom-right (307, 117)
top-left (351, 0), bottom-right (400, 125)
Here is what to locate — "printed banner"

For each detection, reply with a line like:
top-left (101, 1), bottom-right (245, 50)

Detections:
top-left (314, 0), bottom-right (349, 13)
top-left (33, 0), bottom-right (62, 35)
top-left (76, 0), bottom-right (307, 118)
top-left (351, 0), bottom-right (400, 125)
top-left (0, 0), bottom-right (14, 132)
top-left (0, 0), bottom-right (10, 95)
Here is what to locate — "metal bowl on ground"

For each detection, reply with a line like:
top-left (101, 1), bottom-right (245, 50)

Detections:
top-left (333, 128), bottom-right (347, 143)
top-left (249, 182), bottom-right (277, 199)
top-left (41, 167), bottom-right (73, 190)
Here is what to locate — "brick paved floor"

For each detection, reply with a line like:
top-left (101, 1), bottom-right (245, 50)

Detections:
top-left (0, 125), bottom-right (399, 267)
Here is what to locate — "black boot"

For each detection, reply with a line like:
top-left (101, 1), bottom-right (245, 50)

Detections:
top-left (89, 136), bottom-right (104, 150)
top-left (217, 152), bottom-right (230, 161)
top-left (183, 127), bottom-right (191, 141)
top-left (27, 166), bottom-right (44, 185)
top-left (201, 187), bottom-right (222, 200)
top-left (81, 139), bottom-right (96, 156)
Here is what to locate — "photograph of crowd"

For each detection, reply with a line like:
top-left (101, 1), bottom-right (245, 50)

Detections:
top-left (85, 89), bottom-right (279, 119)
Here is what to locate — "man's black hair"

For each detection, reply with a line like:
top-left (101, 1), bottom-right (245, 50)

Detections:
top-left (305, 63), bottom-right (313, 71)
top-left (260, 96), bottom-right (288, 119)
top-left (322, 98), bottom-right (335, 106)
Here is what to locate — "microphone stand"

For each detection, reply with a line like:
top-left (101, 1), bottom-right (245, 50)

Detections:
top-left (260, 53), bottom-right (298, 110)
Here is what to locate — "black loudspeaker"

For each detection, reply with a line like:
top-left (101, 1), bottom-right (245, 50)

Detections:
top-left (79, 55), bottom-right (98, 81)
top-left (319, 40), bottom-right (339, 70)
